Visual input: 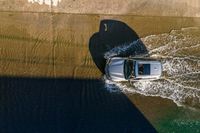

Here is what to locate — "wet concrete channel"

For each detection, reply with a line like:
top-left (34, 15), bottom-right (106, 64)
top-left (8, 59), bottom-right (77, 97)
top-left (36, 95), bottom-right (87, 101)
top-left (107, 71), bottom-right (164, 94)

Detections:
top-left (0, 11), bottom-right (200, 132)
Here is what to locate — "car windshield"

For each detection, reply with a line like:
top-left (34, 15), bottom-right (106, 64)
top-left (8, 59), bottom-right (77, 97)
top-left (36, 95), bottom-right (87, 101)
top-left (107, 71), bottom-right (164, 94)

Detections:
top-left (124, 60), bottom-right (133, 79)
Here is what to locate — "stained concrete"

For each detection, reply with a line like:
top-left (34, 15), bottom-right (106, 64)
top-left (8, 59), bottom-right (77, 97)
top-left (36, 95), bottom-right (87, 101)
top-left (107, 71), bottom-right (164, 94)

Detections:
top-left (0, 0), bottom-right (200, 17)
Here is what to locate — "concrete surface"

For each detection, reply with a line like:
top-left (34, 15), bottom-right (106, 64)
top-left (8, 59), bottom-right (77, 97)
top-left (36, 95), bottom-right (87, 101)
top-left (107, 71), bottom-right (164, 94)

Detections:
top-left (1, 12), bottom-right (200, 78)
top-left (0, 0), bottom-right (200, 17)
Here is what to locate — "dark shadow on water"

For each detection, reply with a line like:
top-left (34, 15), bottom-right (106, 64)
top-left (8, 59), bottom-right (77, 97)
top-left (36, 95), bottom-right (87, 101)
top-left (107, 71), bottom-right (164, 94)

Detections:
top-left (0, 76), bottom-right (156, 133)
top-left (89, 20), bottom-right (148, 74)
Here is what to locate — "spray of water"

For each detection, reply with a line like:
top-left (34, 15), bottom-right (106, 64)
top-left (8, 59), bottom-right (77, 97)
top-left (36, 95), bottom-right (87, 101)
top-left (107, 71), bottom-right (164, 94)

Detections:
top-left (104, 27), bottom-right (200, 109)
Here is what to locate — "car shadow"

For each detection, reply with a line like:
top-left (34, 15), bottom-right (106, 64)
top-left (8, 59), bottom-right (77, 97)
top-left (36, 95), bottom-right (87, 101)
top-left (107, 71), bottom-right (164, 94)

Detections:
top-left (89, 19), bottom-right (148, 74)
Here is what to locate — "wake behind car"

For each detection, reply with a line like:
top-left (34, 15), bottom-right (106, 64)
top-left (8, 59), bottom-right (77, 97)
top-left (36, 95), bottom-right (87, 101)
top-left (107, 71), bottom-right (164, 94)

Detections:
top-left (105, 57), bottom-right (162, 81)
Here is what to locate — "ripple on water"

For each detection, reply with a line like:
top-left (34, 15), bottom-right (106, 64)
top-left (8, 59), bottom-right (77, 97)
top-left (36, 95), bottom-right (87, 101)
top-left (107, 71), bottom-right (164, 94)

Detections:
top-left (104, 27), bottom-right (200, 109)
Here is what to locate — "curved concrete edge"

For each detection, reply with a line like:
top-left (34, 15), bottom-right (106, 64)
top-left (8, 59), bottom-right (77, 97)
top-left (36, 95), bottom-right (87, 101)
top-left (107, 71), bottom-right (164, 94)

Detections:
top-left (0, 0), bottom-right (200, 17)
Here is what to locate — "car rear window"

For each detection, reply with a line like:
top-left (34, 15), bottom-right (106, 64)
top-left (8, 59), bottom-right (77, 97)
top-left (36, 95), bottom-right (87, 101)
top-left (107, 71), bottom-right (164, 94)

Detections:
top-left (138, 64), bottom-right (150, 75)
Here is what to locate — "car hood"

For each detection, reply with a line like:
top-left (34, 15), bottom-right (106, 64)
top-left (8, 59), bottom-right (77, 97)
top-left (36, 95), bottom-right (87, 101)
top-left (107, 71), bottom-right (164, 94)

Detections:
top-left (108, 59), bottom-right (126, 81)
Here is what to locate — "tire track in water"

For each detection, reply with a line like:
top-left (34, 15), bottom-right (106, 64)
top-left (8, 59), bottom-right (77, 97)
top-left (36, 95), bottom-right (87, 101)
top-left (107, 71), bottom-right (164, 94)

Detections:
top-left (0, 34), bottom-right (48, 43)
top-left (28, 32), bottom-right (46, 75)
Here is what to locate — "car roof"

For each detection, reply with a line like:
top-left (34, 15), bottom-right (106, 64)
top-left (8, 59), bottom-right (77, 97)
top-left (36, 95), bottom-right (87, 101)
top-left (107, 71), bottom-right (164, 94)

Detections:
top-left (134, 60), bottom-right (162, 78)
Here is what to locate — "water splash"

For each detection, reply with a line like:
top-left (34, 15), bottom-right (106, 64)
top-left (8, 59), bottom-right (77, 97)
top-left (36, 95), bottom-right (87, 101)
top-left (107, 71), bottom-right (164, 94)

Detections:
top-left (104, 39), bottom-right (148, 59)
top-left (28, 0), bottom-right (61, 6)
top-left (104, 27), bottom-right (200, 109)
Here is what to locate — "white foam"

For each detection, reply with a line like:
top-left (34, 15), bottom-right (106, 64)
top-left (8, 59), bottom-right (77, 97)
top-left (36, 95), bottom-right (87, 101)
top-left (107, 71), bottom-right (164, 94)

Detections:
top-left (103, 27), bottom-right (200, 109)
top-left (104, 39), bottom-right (147, 59)
top-left (28, 0), bottom-right (61, 6)
top-left (162, 57), bottom-right (200, 76)
top-left (104, 77), bottom-right (200, 108)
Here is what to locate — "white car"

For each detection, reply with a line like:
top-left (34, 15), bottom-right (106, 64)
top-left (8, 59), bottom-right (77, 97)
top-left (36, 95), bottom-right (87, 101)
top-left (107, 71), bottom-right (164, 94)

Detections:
top-left (105, 57), bottom-right (162, 81)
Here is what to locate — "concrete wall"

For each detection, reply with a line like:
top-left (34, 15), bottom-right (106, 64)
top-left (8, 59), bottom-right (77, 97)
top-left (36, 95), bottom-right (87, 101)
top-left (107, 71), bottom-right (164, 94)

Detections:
top-left (0, 0), bottom-right (200, 17)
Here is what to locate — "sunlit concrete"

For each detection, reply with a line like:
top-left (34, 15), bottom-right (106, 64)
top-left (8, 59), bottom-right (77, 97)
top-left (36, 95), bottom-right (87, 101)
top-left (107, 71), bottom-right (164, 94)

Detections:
top-left (0, 0), bottom-right (200, 17)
